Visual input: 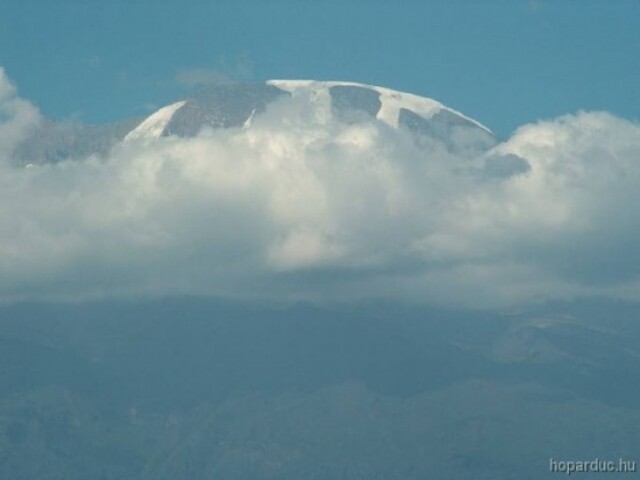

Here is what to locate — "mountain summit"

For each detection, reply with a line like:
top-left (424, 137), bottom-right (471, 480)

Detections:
top-left (125, 80), bottom-right (496, 154)
top-left (16, 81), bottom-right (496, 164)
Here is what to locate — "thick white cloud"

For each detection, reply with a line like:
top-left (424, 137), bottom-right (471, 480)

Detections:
top-left (2, 71), bottom-right (640, 307)
top-left (0, 68), bottom-right (41, 159)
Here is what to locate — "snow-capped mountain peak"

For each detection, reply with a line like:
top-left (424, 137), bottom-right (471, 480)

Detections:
top-left (122, 80), bottom-right (497, 155)
top-left (15, 80), bottom-right (498, 164)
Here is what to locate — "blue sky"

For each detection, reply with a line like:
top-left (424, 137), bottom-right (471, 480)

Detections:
top-left (0, 0), bottom-right (638, 136)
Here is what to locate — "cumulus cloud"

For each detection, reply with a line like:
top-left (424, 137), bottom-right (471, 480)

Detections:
top-left (2, 71), bottom-right (640, 307)
top-left (0, 68), bottom-right (41, 159)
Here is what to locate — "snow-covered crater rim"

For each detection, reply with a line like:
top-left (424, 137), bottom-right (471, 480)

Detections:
top-left (266, 79), bottom-right (493, 134)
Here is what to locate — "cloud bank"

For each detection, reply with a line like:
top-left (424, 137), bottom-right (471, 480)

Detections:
top-left (2, 70), bottom-right (640, 307)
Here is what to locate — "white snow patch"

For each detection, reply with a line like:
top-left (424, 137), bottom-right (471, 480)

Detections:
top-left (243, 108), bottom-right (257, 129)
top-left (267, 80), bottom-right (492, 134)
top-left (125, 101), bottom-right (187, 141)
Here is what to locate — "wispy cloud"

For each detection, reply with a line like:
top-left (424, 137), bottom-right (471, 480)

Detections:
top-left (175, 54), bottom-right (253, 87)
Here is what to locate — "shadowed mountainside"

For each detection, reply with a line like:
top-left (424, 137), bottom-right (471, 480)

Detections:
top-left (1, 298), bottom-right (639, 479)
